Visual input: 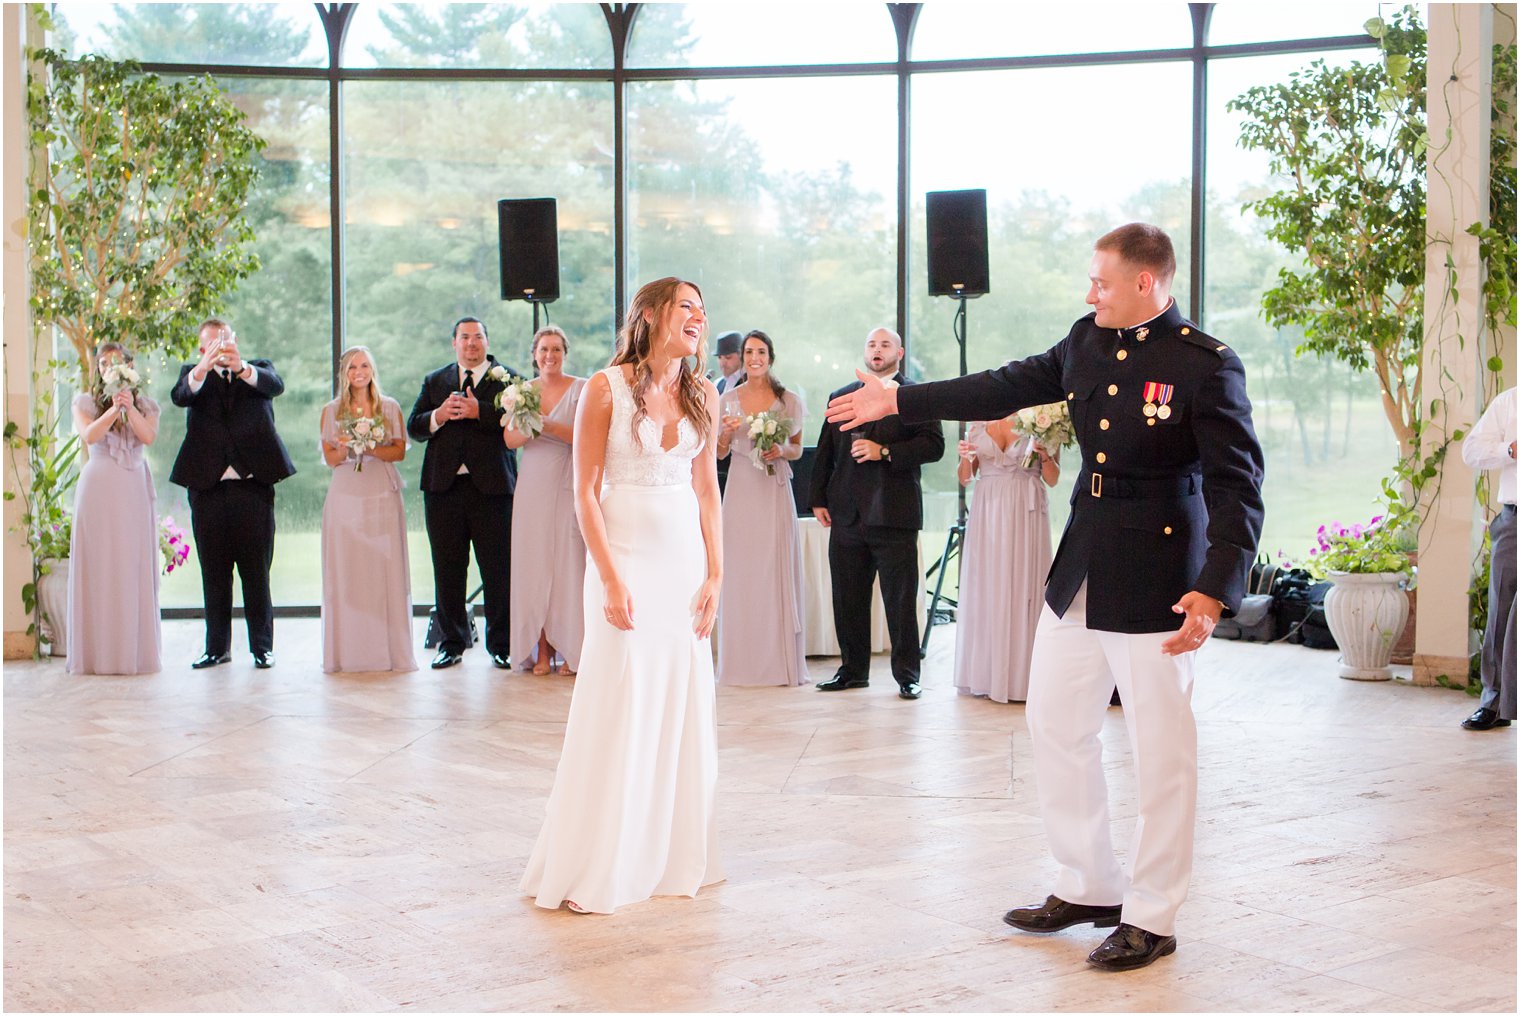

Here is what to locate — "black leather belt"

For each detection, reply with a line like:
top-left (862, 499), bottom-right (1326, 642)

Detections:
top-left (1080, 471), bottom-right (1199, 499)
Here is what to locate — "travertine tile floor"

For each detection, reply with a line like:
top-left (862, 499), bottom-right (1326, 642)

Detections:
top-left (4, 618), bottom-right (1515, 1012)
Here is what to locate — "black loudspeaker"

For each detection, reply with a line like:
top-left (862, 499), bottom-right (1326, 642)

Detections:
top-left (497, 197), bottom-right (560, 302)
top-left (926, 189), bottom-right (989, 297)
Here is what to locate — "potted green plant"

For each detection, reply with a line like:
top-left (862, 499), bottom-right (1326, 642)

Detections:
top-left (3, 365), bottom-right (80, 656)
top-left (1305, 513), bottom-right (1415, 681)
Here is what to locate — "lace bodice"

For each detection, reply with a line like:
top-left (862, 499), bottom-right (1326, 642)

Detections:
top-left (602, 366), bottom-right (705, 486)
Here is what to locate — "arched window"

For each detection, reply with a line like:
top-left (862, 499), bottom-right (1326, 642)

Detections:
top-left (1206, 2), bottom-right (1381, 46)
top-left (343, 2), bottom-right (613, 69)
top-left (626, 3), bottom-right (897, 67)
top-left (911, 3), bottom-right (1191, 61)
top-left (51, 2), bottom-right (327, 66)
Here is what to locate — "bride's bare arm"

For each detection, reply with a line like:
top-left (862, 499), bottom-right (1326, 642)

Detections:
top-left (573, 372), bottom-right (634, 629)
top-left (690, 376), bottom-right (723, 639)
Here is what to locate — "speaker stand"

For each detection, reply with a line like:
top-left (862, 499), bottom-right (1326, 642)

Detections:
top-left (920, 293), bottom-right (971, 658)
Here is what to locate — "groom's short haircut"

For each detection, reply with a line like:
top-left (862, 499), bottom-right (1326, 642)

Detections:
top-left (198, 316), bottom-right (230, 333)
top-left (453, 316), bottom-right (488, 339)
top-left (1094, 223), bottom-right (1176, 287)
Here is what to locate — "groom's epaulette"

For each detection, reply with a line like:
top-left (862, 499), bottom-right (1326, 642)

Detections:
top-left (1176, 324), bottom-right (1232, 358)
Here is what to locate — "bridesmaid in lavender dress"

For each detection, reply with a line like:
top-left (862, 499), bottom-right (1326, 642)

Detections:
top-left (953, 415), bottom-right (1059, 702)
top-left (715, 330), bottom-right (808, 687)
top-left (67, 343), bottom-right (162, 675)
top-left (319, 346), bottom-right (417, 673)
top-left (506, 326), bottom-right (587, 676)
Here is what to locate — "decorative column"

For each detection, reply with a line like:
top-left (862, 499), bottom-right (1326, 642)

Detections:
top-left (1414, 4), bottom-right (1496, 685)
top-left (2, 5), bottom-right (39, 659)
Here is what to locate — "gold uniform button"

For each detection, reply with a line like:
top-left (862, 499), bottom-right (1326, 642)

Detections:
top-left (1180, 327), bottom-right (1191, 335)
top-left (1095, 452), bottom-right (1106, 464)
top-left (1164, 526), bottom-right (1173, 535)
top-left (1107, 384), bottom-right (1118, 396)
top-left (1067, 392), bottom-right (1075, 400)
top-left (1099, 419), bottom-right (1110, 430)
top-left (1116, 349), bottom-right (1128, 361)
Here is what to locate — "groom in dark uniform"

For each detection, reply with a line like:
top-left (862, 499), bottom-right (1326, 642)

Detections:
top-left (408, 316), bottom-right (518, 670)
top-left (170, 317), bottom-right (296, 670)
top-left (826, 224), bottom-right (1264, 971)
top-left (809, 326), bottom-right (945, 700)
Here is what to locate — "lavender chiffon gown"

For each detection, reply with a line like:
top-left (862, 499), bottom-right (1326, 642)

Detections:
top-left (954, 427), bottom-right (1051, 703)
top-left (509, 377), bottom-right (587, 671)
top-left (319, 397), bottom-right (417, 673)
top-left (716, 388), bottom-right (808, 687)
top-left (66, 394), bottom-right (162, 675)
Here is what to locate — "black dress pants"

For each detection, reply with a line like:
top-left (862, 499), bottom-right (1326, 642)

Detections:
top-left (424, 480), bottom-right (512, 657)
top-left (189, 479), bottom-right (276, 657)
top-left (827, 520), bottom-right (921, 686)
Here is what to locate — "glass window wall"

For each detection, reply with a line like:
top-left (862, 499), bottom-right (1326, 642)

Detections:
top-left (343, 2), bottom-right (613, 69)
top-left (911, 2), bottom-right (1192, 61)
top-left (626, 3), bottom-right (896, 68)
top-left (52, 2), bottom-right (328, 66)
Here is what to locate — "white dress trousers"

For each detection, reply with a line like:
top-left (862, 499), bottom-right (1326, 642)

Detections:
top-left (1024, 581), bottom-right (1198, 937)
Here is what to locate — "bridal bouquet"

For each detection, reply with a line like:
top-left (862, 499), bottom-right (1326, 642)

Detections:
top-left (337, 412), bottom-right (385, 471)
top-left (745, 410), bottom-right (793, 476)
top-left (100, 361), bottom-right (143, 425)
top-left (159, 515), bottom-right (191, 575)
top-left (1011, 401), bottom-right (1075, 469)
top-left (497, 376), bottom-right (544, 439)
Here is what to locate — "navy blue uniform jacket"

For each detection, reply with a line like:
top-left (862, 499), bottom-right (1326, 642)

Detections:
top-left (897, 302), bottom-right (1264, 634)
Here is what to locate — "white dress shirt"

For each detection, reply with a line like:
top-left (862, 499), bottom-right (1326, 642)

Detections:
top-left (1463, 386), bottom-right (1517, 505)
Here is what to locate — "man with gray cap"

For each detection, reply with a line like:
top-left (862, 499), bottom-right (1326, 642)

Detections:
top-left (713, 331), bottom-right (745, 495)
top-left (713, 331), bottom-right (744, 395)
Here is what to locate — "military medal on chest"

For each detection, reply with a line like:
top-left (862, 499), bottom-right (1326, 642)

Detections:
top-left (1142, 381), bottom-right (1174, 420)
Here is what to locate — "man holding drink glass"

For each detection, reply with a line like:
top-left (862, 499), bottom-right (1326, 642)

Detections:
top-left (169, 318), bottom-right (296, 670)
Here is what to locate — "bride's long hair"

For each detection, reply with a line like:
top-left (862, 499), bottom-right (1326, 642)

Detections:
top-left (610, 277), bottom-right (711, 446)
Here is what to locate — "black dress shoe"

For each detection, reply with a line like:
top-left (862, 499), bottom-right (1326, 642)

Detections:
top-left (817, 674), bottom-right (869, 692)
top-left (490, 653), bottom-right (511, 670)
top-left (1462, 707), bottom-right (1511, 730)
top-left (1003, 895), bottom-right (1123, 934)
top-left (252, 651), bottom-right (274, 669)
top-left (898, 682), bottom-right (922, 700)
top-left (1087, 922), bottom-right (1177, 971)
top-left (431, 650), bottom-right (463, 669)
top-left (191, 652), bottom-right (230, 670)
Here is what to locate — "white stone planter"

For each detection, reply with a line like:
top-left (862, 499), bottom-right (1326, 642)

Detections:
top-left (1324, 571), bottom-right (1410, 681)
top-left (36, 557), bottom-right (70, 658)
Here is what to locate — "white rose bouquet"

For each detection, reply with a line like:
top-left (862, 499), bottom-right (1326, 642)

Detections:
top-left (496, 375), bottom-right (544, 439)
top-left (100, 361), bottom-right (143, 425)
top-left (337, 412), bottom-right (385, 471)
top-left (745, 409), bottom-right (793, 476)
top-left (1011, 401), bottom-right (1075, 469)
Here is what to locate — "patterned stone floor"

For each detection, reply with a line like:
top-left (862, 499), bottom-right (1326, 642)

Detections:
top-left (4, 618), bottom-right (1515, 1012)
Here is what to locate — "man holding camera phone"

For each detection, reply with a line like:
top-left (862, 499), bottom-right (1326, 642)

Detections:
top-left (170, 318), bottom-right (296, 670)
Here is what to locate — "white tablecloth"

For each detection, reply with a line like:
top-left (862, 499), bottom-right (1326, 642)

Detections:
top-left (796, 516), bottom-right (926, 657)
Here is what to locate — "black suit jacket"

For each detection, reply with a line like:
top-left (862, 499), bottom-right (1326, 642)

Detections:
top-left (897, 303), bottom-right (1265, 634)
top-left (810, 373), bottom-right (945, 530)
top-left (168, 360), bottom-right (296, 491)
top-left (407, 358), bottom-right (518, 496)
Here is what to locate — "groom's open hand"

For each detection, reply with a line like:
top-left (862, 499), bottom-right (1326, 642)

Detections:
top-left (825, 370), bottom-right (899, 431)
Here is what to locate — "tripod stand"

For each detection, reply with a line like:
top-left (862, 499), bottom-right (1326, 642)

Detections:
top-left (920, 294), bottom-right (970, 657)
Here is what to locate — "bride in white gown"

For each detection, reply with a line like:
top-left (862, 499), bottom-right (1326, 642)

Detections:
top-left (520, 277), bottom-right (725, 914)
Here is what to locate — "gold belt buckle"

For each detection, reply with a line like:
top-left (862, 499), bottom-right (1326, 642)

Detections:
top-left (1090, 472), bottom-right (1102, 498)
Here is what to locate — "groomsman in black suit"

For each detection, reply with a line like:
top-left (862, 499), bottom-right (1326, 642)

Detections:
top-left (408, 316), bottom-right (518, 670)
top-left (170, 318), bottom-right (296, 670)
top-left (712, 331), bottom-right (744, 495)
top-left (809, 327), bottom-right (945, 700)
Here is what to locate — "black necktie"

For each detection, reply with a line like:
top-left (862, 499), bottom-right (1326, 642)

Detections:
top-left (221, 368), bottom-right (233, 384)
top-left (461, 369), bottom-right (474, 393)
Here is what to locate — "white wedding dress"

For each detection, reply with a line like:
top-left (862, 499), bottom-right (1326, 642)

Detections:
top-left (519, 366), bottom-right (724, 913)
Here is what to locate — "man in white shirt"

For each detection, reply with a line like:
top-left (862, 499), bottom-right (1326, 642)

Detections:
top-left (1460, 386), bottom-right (1516, 731)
